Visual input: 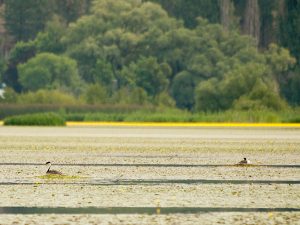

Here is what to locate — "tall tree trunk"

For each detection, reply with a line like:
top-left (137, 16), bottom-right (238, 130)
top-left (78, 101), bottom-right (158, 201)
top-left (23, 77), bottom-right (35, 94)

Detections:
top-left (277, 0), bottom-right (285, 17)
top-left (0, 2), bottom-right (11, 58)
top-left (220, 0), bottom-right (230, 30)
top-left (243, 0), bottom-right (260, 45)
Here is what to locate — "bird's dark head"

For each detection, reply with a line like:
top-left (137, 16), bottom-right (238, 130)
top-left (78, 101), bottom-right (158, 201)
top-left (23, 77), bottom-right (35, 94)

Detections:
top-left (244, 158), bottom-right (246, 160)
top-left (45, 161), bottom-right (51, 165)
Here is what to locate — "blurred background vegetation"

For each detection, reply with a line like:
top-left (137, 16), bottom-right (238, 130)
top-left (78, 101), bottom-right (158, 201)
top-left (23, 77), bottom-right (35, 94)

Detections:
top-left (0, 0), bottom-right (299, 122)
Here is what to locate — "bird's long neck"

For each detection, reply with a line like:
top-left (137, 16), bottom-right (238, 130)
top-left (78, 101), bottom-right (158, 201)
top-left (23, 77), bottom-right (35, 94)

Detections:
top-left (47, 164), bottom-right (51, 172)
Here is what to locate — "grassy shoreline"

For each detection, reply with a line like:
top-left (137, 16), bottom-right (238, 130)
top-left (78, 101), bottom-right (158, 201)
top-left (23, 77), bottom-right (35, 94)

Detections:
top-left (1, 107), bottom-right (300, 126)
top-left (67, 121), bottom-right (300, 127)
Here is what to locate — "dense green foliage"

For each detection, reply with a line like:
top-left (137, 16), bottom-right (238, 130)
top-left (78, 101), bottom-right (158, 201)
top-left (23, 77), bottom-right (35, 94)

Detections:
top-left (3, 0), bottom-right (90, 41)
top-left (146, 0), bottom-right (220, 28)
top-left (1, 102), bottom-right (300, 123)
top-left (0, 103), bottom-right (146, 119)
top-left (52, 0), bottom-right (91, 23)
top-left (4, 112), bottom-right (65, 126)
top-left (4, 0), bottom-right (53, 41)
top-left (0, 56), bottom-right (5, 80)
top-left (279, 0), bottom-right (300, 105)
top-left (41, 1), bottom-right (295, 111)
top-left (17, 89), bottom-right (78, 104)
top-left (18, 53), bottom-right (82, 94)
top-left (63, 108), bottom-right (300, 123)
top-left (280, 0), bottom-right (300, 65)
top-left (0, 0), bottom-right (299, 118)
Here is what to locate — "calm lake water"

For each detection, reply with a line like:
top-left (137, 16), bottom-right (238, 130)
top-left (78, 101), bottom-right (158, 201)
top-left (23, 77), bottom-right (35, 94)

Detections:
top-left (0, 126), bottom-right (299, 224)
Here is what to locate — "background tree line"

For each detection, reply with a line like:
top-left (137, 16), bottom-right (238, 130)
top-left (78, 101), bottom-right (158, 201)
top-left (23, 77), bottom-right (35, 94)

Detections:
top-left (0, 0), bottom-right (299, 111)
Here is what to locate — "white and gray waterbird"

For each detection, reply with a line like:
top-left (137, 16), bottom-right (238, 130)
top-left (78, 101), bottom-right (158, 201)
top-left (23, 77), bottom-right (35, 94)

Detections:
top-left (238, 158), bottom-right (251, 164)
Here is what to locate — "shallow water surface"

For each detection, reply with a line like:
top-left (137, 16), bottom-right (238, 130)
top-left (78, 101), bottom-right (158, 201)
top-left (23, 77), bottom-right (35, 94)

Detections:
top-left (0, 126), bottom-right (299, 224)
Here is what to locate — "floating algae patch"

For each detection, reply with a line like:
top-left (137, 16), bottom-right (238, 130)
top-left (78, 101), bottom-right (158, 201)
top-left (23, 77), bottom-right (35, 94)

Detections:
top-left (37, 174), bottom-right (84, 180)
top-left (231, 164), bottom-right (259, 167)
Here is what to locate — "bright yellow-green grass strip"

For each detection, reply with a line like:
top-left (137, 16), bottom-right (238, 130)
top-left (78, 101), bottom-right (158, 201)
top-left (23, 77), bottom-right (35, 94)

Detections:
top-left (66, 121), bottom-right (300, 127)
top-left (1, 120), bottom-right (299, 127)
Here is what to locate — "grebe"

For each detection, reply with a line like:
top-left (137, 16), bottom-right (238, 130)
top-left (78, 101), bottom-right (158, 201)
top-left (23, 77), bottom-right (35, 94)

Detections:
top-left (238, 158), bottom-right (251, 164)
top-left (45, 162), bottom-right (63, 175)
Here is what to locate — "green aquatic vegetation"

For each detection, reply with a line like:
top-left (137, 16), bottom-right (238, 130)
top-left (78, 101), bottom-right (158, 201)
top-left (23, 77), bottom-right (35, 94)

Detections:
top-left (232, 164), bottom-right (258, 167)
top-left (37, 174), bottom-right (84, 180)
